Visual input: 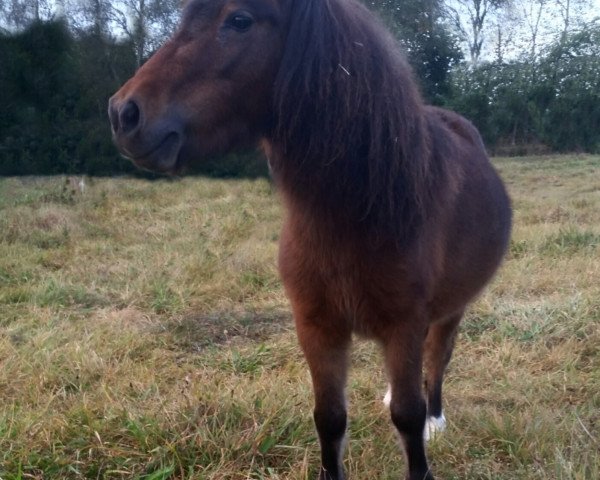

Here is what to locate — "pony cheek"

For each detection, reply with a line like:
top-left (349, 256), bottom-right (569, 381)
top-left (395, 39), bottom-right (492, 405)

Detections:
top-left (181, 121), bottom-right (258, 163)
top-left (225, 30), bottom-right (284, 84)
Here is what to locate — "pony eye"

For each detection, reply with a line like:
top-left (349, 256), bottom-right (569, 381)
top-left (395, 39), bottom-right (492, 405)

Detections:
top-left (227, 13), bottom-right (254, 32)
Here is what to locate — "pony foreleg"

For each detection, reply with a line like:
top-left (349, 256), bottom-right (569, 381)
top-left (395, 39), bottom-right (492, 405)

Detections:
top-left (423, 312), bottom-right (462, 441)
top-left (384, 320), bottom-right (434, 480)
top-left (295, 316), bottom-right (351, 480)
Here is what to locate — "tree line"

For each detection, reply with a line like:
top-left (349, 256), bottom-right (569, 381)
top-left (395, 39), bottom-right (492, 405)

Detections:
top-left (0, 0), bottom-right (599, 176)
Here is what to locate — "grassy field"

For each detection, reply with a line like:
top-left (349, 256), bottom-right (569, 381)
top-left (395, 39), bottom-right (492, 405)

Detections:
top-left (0, 155), bottom-right (599, 480)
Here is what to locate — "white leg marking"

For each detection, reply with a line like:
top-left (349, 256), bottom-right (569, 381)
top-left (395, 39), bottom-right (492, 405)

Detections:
top-left (384, 385), bottom-right (446, 441)
top-left (424, 412), bottom-right (447, 442)
top-left (383, 384), bottom-right (392, 407)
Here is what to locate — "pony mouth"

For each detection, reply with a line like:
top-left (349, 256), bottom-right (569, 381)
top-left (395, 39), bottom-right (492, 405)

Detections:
top-left (129, 132), bottom-right (183, 173)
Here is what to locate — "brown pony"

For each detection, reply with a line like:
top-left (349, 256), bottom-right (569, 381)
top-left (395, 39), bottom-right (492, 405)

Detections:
top-left (108, 0), bottom-right (512, 478)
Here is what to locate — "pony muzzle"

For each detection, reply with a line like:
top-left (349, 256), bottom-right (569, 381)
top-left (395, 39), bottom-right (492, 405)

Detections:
top-left (108, 95), bottom-right (184, 174)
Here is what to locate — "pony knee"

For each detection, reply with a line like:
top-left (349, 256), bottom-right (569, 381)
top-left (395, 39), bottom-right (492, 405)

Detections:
top-left (390, 396), bottom-right (427, 437)
top-left (314, 406), bottom-right (347, 441)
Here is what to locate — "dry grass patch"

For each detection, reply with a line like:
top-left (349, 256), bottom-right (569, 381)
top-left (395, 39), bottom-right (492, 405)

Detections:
top-left (1, 156), bottom-right (599, 479)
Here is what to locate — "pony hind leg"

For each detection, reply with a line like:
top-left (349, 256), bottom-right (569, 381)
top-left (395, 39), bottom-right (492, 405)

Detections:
top-left (383, 319), bottom-right (434, 480)
top-left (295, 315), bottom-right (352, 480)
top-left (423, 312), bottom-right (463, 441)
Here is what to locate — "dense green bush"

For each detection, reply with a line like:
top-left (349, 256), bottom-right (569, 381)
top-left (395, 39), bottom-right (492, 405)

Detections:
top-left (0, 21), bottom-right (135, 175)
top-left (447, 24), bottom-right (600, 154)
top-left (0, 17), bottom-right (599, 177)
top-left (0, 20), bottom-right (267, 177)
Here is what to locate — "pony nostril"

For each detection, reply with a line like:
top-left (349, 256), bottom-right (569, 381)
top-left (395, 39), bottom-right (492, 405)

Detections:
top-left (108, 102), bottom-right (120, 134)
top-left (119, 100), bottom-right (141, 135)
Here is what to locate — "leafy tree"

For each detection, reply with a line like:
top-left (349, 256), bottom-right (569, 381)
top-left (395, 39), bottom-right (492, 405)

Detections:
top-left (69, 0), bottom-right (114, 37)
top-left (538, 21), bottom-right (600, 151)
top-left (0, 20), bottom-right (77, 173)
top-left (556, 0), bottom-right (592, 41)
top-left (447, 20), bottom-right (600, 154)
top-left (1, 2), bottom-right (599, 177)
top-left (109, 0), bottom-right (181, 66)
top-left (0, 0), bottom-right (55, 31)
top-left (0, 20), bottom-right (136, 175)
top-left (449, 62), bottom-right (537, 147)
top-left (0, 15), bottom-right (267, 176)
top-left (447, 0), bottom-right (513, 66)
top-left (521, 0), bottom-right (551, 60)
top-left (489, 3), bottom-right (520, 63)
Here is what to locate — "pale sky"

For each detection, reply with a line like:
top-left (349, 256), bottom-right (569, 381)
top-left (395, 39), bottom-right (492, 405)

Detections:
top-left (446, 0), bottom-right (600, 61)
top-left (5, 0), bottom-right (600, 59)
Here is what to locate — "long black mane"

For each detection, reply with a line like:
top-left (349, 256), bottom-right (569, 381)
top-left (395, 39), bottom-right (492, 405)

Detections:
top-left (271, 0), bottom-right (450, 237)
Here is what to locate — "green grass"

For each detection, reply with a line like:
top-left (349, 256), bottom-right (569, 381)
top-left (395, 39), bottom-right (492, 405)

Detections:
top-left (0, 155), bottom-right (599, 479)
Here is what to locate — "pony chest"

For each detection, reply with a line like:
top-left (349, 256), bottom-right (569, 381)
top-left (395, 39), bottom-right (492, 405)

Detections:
top-left (280, 239), bottom-right (417, 333)
top-left (280, 238), bottom-right (362, 303)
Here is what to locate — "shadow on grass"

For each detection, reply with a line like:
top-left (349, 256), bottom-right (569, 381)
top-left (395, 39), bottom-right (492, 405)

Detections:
top-left (163, 309), bottom-right (293, 352)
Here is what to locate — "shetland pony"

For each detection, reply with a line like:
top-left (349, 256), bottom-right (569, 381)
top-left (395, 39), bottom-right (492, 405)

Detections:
top-left (109, 1), bottom-right (512, 478)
